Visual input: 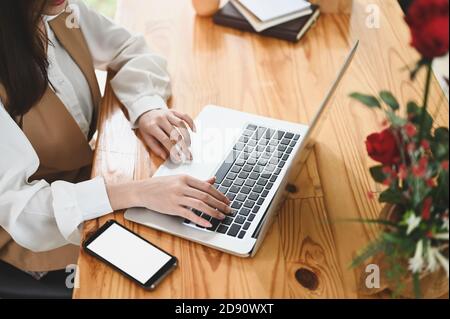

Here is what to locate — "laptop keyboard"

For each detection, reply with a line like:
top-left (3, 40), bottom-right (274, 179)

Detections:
top-left (184, 124), bottom-right (300, 239)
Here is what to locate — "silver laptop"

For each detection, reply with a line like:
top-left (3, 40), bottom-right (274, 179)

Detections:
top-left (125, 41), bottom-right (359, 257)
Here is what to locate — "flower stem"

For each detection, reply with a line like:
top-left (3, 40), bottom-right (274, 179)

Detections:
top-left (418, 62), bottom-right (433, 141)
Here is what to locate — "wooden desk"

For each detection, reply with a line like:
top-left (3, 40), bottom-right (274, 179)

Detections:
top-left (74, 0), bottom-right (449, 298)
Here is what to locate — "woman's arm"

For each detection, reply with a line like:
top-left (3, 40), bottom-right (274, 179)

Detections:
top-left (0, 102), bottom-right (112, 252)
top-left (74, 0), bottom-right (193, 161)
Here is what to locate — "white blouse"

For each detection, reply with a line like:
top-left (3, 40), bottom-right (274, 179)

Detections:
top-left (0, 0), bottom-right (171, 252)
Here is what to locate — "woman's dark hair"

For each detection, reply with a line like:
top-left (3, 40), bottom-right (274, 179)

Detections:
top-left (0, 0), bottom-right (50, 119)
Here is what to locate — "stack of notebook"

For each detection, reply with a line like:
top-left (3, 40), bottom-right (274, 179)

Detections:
top-left (213, 0), bottom-right (320, 43)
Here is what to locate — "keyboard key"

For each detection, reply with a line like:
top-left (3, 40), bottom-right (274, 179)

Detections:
top-left (230, 185), bottom-right (240, 194)
top-left (242, 130), bottom-right (253, 137)
top-left (235, 158), bottom-right (245, 166)
top-left (235, 215), bottom-right (246, 225)
top-left (223, 217), bottom-right (233, 225)
top-left (243, 222), bottom-right (251, 231)
top-left (265, 129), bottom-right (275, 139)
top-left (207, 218), bottom-right (221, 231)
top-left (252, 206), bottom-right (261, 213)
top-left (231, 201), bottom-right (243, 209)
top-left (285, 133), bottom-right (294, 139)
top-left (217, 225), bottom-right (228, 234)
top-left (241, 186), bottom-right (251, 194)
top-left (281, 138), bottom-right (290, 145)
top-left (193, 209), bottom-right (202, 216)
top-left (269, 157), bottom-right (279, 165)
top-left (226, 192), bottom-right (236, 201)
top-left (259, 138), bottom-right (269, 146)
top-left (273, 151), bottom-right (283, 159)
top-left (261, 190), bottom-right (269, 198)
top-left (216, 151), bottom-right (239, 184)
top-left (244, 179), bottom-right (256, 187)
top-left (247, 157), bottom-right (257, 165)
top-left (248, 214), bottom-right (256, 222)
top-left (238, 231), bottom-right (246, 239)
top-left (256, 145), bottom-right (266, 152)
top-left (290, 141), bottom-right (297, 147)
top-left (234, 178), bottom-right (244, 186)
top-left (270, 175), bottom-right (277, 183)
top-left (253, 185), bottom-right (264, 193)
top-left (248, 192), bottom-right (259, 201)
top-left (257, 178), bottom-right (268, 186)
top-left (243, 165), bottom-right (253, 172)
top-left (201, 213), bottom-right (212, 221)
top-left (228, 224), bottom-right (242, 237)
top-left (219, 186), bottom-right (228, 194)
top-left (236, 193), bottom-right (247, 202)
top-left (248, 139), bottom-right (257, 147)
top-left (275, 167), bottom-right (282, 175)
top-left (256, 127), bottom-right (267, 139)
top-left (265, 164), bottom-right (276, 173)
top-left (222, 179), bottom-right (232, 187)
top-left (227, 172), bottom-right (237, 180)
top-left (261, 171), bottom-right (271, 179)
top-left (244, 200), bottom-right (255, 209)
top-left (278, 161), bottom-right (286, 168)
top-left (247, 124), bottom-right (257, 131)
top-left (282, 154), bottom-right (290, 161)
top-left (262, 152), bottom-right (271, 160)
top-left (239, 208), bottom-right (250, 217)
top-left (254, 165), bottom-right (265, 173)
top-left (275, 131), bottom-right (285, 139)
top-left (286, 147), bottom-right (294, 154)
top-left (269, 139), bottom-right (279, 146)
top-left (293, 134), bottom-right (300, 141)
top-left (239, 136), bottom-right (249, 143)
top-left (249, 172), bottom-right (260, 180)
top-left (266, 182), bottom-right (274, 190)
top-left (258, 158), bottom-right (268, 166)
top-left (278, 145), bottom-right (287, 152)
top-left (231, 165), bottom-right (241, 174)
top-left (257, 198), bottom-right (265, 205)
top-left (238, 171), bottom-right (249, 179)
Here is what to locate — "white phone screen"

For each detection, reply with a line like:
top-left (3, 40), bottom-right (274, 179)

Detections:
top-left (86, 223), bottom-right (172, 284)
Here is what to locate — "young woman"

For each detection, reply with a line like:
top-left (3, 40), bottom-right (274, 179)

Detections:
top-left (0, 0), bottom-right (231, 274)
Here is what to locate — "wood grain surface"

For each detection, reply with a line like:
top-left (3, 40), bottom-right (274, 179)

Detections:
top-left (73, 0), bottom-right (449, 298)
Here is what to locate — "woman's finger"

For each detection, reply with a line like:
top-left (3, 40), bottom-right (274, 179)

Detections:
top-left (187, 176), bottom-right (230, 204)
top-left (151, 126), bottom-right (175, 153)
top-left (168, 114), bottom-right (191, 146)
top-left (172, 110), bottom-right (196, 132)
top-left (182, 197), bottom-right (226, 220)
top-left (177, 207), bottom-right (212, 228)
top-left (184, 187), bottom-right (232, 214)
top-left (142, 133), bottom-right (168, 160)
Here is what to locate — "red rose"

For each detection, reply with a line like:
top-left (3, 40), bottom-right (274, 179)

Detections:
top-left (406, 0), bottom-right (449, 58)
top-left (366, 129), bottom-right (401, 165)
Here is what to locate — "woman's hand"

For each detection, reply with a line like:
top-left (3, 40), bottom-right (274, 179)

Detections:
top-left (107, 176), bottom-right (231, 228)
top-left (137, 109), bottom-right (196, 163)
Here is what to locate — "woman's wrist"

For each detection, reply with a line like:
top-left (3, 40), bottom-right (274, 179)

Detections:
top-left (105, 180), bottom-right (143, 211)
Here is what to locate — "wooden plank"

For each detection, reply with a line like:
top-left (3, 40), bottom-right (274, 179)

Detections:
top-left (74, 0), bottom-right (449, 298)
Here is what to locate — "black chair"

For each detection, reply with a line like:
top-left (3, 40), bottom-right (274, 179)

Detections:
top-left (0, 260), bottom-right (73, 299)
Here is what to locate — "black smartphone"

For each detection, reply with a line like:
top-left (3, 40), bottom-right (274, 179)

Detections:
top-left (83, 220), bottom-right (178, 290)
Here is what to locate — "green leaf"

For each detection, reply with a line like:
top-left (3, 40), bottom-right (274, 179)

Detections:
top-left (379, 189), bottom-right (406, 205)
top-left (370, 166), bottom-right (387, 183)
top-left (407, 101), bottom-right (432, 137)
top-left (350, 239), bottom-right (385, 268)
top-left (380, 91), bottom-right (400, 111)
top-left (434, 127), bottom-right (449, 144)
top-left (350, 93), bottom-right (381, 108)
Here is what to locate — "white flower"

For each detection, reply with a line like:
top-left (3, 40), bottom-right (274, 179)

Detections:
top-left (426, 247), bottom-right (440, 273)
top-left (409, 240), bottom-right (424, 274)
top-left (433, 233), bottom-right (449, 241)
top-left (406, 213), bottom-right (422, 235)
top-left (434, 249), bottom-right (449, 278)
top-left (443, 217), bottom-right (449, 232)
